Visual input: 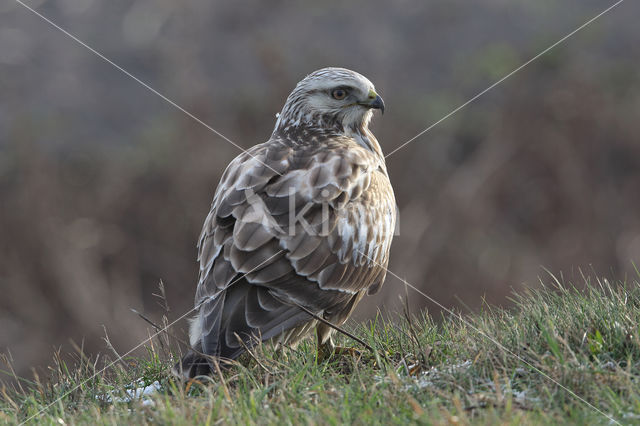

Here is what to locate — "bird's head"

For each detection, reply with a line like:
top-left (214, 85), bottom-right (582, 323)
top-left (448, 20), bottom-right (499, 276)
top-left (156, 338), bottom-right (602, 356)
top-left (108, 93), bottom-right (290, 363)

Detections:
top-left (274, 67), bottom-right (385, 136)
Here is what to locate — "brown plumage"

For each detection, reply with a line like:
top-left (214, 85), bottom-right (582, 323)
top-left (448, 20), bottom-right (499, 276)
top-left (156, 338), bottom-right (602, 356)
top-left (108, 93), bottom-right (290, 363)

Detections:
top-left (174, 68), bottom-right (396, 378)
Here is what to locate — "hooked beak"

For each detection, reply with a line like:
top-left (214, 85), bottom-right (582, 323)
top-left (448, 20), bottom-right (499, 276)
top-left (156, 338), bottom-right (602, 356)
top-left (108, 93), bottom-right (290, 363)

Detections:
top-left (359, 91), bottom-right (385, 114)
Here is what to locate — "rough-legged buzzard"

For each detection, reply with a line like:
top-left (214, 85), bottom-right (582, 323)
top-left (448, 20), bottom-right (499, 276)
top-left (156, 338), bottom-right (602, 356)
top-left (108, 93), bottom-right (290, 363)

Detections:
top-left (175, 68), bottom-right (396, 378)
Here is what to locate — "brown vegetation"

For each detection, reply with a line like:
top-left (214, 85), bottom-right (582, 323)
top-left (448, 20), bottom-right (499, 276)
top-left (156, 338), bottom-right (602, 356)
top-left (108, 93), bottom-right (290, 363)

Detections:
top-left (1, 0), bottom-right (639, 377)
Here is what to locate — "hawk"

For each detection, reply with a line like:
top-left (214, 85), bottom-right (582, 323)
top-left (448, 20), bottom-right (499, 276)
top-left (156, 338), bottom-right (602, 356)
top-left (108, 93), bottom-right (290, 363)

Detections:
top-left (175, 68), bottom-right (396, 378)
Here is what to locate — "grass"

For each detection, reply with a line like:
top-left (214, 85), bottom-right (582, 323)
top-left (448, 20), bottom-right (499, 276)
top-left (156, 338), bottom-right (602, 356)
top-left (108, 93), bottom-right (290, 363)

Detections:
top-left (2, 274), bottom-right (640, 425)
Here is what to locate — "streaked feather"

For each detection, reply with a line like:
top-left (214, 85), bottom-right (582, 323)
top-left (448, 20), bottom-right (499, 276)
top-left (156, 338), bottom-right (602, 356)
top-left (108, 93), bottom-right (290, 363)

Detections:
top-left (177, 68), bottom-right (396, 378)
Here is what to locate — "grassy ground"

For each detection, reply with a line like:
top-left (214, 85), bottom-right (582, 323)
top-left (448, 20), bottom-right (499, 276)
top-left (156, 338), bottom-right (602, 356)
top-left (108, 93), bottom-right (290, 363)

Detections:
top-left (2, 275), bottom-right (640, 425)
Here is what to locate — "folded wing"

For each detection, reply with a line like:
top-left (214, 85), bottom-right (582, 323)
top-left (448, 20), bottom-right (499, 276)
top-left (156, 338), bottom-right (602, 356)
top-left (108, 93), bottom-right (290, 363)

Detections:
top-left (190, 136), bottom-right (396, 360)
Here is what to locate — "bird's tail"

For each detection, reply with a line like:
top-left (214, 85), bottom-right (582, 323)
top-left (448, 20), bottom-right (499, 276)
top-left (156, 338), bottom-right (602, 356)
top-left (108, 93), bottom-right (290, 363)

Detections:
top-left (173, 278), bottom-right (312, 379)
top-left (171, 347), bottom-right (212, 379)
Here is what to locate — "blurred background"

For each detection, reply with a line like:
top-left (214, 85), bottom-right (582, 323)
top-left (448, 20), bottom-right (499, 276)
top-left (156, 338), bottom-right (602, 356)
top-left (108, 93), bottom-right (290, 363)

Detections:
top-left (1, 0), bottom-right (639, 378)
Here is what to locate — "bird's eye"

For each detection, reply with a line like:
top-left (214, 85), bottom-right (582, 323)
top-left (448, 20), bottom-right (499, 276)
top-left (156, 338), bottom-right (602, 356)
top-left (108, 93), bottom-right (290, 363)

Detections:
top-left (331, 88), bottom-right (347, 100)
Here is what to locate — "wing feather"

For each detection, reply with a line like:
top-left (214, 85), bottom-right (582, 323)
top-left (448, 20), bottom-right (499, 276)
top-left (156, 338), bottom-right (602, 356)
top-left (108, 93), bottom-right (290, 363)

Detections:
top-left (191, 136), bottom-right (396, 360)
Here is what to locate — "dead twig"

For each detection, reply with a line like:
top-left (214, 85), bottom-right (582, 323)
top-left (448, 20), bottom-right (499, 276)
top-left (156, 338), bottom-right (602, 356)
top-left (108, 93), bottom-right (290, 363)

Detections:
top-left (292, 303), bottom-right (390, 362)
